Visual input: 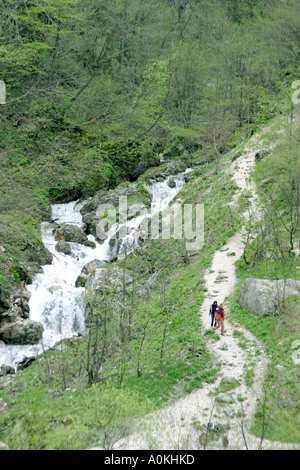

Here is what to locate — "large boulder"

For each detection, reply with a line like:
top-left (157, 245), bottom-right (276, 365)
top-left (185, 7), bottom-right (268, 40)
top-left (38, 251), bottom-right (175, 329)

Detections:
top-left (55, 240), bottom-right (72, 255)
top-left (0, 288), bottom-right (10, 314)
top-left (238, 278), bottom-right (300, 316)
top-left (55, 224), bottom-right (95, 248)
top-left (85, 266), bottom-right (133, 296)
top-left (75, 259), bottom-right (104, 287)
top-left (84, 266), bottom-right (134, 320)
top-left (0, 319), bottom-right (44, 345)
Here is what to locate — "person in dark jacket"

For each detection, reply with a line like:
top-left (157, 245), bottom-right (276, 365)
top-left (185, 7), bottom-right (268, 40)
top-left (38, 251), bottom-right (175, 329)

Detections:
top-left (209, 300), bottom-right (218, 327)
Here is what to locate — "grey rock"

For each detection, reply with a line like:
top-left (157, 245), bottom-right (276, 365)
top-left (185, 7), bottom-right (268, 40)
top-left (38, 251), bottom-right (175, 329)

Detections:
top-left (55, 224), bottom-right (89, 246)
top-left (222, 376), bottom-right (240, 385)
top-left (0, 398), bottom-right (8, 414)
top-left (0, 288), bottom-right (10, 314)
top-left (260, 177), bottom-right (273, 187)
top-left (16, 356), bottom-right (36, 370)
top-left (239, 278), bottom-right (300, 316)
top-left (75, 259), bottom-right (104, 287)
top-left (85, 266), bottom-right (134, 319)
top-left (167, 178), bottom-right (176, 188)
top-left (0, 441), bottom-right (10, 450)
top-left (0, 365), bottom-right (15, 376)
top-left (216, 393), bottom-right (235, 404)
top-left (55, 240), bottom-right (72, 255)
top-left (0, 319), bottom-right (44, 345)
top-left (255, 149), bottom-right (269, 161)
top-left (85, 267), bottom-right (133, 296)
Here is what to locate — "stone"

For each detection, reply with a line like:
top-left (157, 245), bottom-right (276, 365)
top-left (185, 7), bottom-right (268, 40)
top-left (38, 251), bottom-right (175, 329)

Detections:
top-left (0, 288), bottom-right (10, 314)
top-left (165, 161), bottom-right (185, 176)
top-left (0, 365), bottom-right (15, 376)
top-left (14, 262), bottom-right (33, 284)
top-left (167, 178), bottom-right (176, 188)
top-left (260, 177), bottom-right (273, 187)
top-left (238, 278), bottom-right (300, 316)
top-left (82, 212), bottom-right (98, 236)
top-left (222, 376), bottom-right (240, 385)
top-left (75, 259), bottom-right (104, 287)
top-left (0, 398), bottom-right (8, 414)
top-left (55, 240), bottom-right (72, 255)
top-left (0, 319), bottom-right (44, 345)
top-left (85, 266), bottom-right (133, 296)
top-left (55, 224), bottom-right (88, 245)
top-left (255, 149), bottom-right (269, 161)
top-left (16, 356), bottom-right (36, 371)
top-left (85, 266), bottom-right (134, 319)
top-left (216, 393), bottom-right (235, 404)
top-left (0, 441), bottom-right (10, 450)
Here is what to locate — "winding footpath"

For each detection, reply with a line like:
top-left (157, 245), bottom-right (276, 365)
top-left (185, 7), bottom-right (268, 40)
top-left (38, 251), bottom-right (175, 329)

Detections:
top-left (112, 124), bottom-right (299, 451)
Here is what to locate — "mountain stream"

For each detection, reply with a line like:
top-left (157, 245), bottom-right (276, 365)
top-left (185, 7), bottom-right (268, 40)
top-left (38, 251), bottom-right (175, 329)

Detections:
top-left (1, 171), bottom-right (190, 369)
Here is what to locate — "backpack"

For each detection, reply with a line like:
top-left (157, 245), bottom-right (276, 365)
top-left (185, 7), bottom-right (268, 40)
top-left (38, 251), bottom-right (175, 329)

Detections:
top-left (218, 306), bottom-right (224, 317)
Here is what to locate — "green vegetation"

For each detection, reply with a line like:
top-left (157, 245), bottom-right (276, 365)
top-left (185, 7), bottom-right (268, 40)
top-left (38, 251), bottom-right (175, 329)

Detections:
top-left (229, 121), bottom-right (300, 443)
top-left (0, 0), bottom-right (300, 450)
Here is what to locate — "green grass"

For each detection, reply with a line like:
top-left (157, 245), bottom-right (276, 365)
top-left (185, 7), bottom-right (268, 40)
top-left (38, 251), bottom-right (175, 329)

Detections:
top-left (1, 110), bottom-right (299, 448)
top-left (0, 155), bottom-right (245, 449)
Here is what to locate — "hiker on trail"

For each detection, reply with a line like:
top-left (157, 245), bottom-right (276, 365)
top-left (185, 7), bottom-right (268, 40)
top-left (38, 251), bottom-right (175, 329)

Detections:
top-left (209, 300), bottom-right (218, 328)
top-left (213, 303), bottom-right (225, 335)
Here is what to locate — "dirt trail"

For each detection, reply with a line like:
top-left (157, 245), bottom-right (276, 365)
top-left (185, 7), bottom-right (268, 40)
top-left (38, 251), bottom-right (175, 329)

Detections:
top-left (111, 126), bottom-right (298, 451)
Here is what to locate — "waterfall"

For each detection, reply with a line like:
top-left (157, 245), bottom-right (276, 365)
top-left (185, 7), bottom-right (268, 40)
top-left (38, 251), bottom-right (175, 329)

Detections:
top-left (1, 170), bottom-right (190, 368)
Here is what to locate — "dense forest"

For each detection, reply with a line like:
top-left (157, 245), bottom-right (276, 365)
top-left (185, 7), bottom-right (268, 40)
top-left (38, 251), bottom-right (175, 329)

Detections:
top-left (1, 0), bottom-right (300, 275)
top-left (0, 0), bottom-right (299, 451)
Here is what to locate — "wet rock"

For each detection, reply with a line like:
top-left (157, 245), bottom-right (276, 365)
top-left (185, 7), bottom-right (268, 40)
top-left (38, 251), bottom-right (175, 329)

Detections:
top-left (95, 226), bottom-right (108, 244)
top-left (80, 182), bottom-right (151, 217)
top-left (0, 319), bottom-right (44, 345)
top-left (16, 356), bottom-right (36, 371)
top-left (0, 288), bottom-right (10, 314)
top-left (82, 212), bottom-right (98, 236)
top-left (13, 262), bottom-right (33, 284)
top-left (75, 259), bottom-right (104, 287)
top-left (0, 365), bottom-right (15, 376)
top-left (165, 161), bottom-right (185, 176)
top-left (13, 298), bottom-right (30, 319)
top-left (55, 240), bottom-right (72, 255)
top-left (55, 223), bottom-right (86, 243)
top-left (55, 224), bottom-right (95, 248)
top-left (167, 178), bottom-right (176, 188)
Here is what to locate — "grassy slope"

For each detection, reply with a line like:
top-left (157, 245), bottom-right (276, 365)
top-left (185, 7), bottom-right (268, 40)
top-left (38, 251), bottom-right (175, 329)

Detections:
top-left (0, 115), bottom-right (299, 450)
top-left (0, 146), bottom-right (245, 449)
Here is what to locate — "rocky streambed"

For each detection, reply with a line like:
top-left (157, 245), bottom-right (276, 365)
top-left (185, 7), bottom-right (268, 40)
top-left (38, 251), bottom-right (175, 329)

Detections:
top-left (0, 163), bottom-right (191, 369)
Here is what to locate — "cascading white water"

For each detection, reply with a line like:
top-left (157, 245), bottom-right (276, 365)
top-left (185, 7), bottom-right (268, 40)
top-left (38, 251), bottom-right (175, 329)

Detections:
top-left (1, 170), bottom-right (190, 368)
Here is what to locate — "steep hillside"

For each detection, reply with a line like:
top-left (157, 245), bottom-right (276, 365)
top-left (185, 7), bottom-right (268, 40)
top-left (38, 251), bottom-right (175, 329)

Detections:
top-left (0, 0), bottom-right (299, 451)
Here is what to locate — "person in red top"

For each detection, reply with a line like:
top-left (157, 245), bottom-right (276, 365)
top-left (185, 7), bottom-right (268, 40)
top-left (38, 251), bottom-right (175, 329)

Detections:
top-left (213, 304), bottom-right (225, 335)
